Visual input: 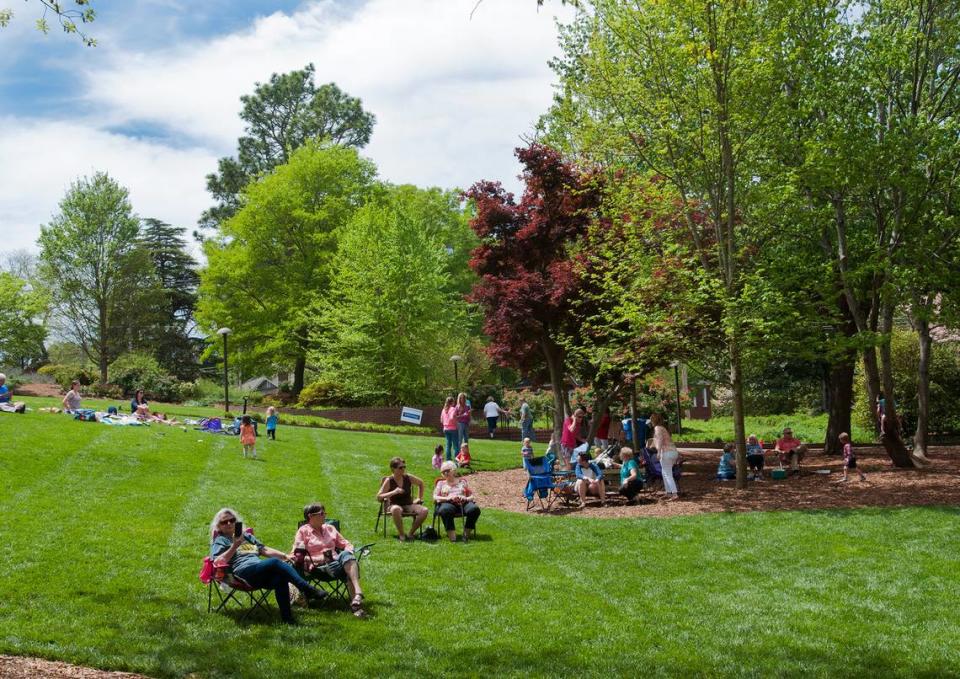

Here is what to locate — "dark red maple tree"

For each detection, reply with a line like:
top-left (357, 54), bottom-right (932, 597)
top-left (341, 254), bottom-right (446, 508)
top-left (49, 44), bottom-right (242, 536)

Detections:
top-left (465, 143), bottom-right (602, 439)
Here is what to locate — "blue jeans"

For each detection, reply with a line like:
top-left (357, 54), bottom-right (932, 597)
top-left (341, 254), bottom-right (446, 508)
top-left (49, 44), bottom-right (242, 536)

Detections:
top-left (521, 420), bottom-right (534, 441)
top-left (457, 421), bottom-right (470, 444)
top-left (444, 430), bottom-right (459, 460)
top-left (235, 557), bottom-right (312, 622)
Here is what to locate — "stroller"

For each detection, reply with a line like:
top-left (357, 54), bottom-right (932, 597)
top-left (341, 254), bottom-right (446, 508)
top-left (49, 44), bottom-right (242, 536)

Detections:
top-left (640, 446), bottom-right (684, 487)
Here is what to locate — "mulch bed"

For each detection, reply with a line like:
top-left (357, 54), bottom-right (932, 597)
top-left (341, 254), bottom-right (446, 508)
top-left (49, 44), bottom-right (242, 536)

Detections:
top-left (470, 446), bottom-right (960, 518)
top-left (0, 656), bottom-right (149, 679)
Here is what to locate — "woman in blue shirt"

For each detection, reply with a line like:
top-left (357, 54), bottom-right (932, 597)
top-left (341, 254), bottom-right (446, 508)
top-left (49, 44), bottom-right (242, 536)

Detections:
top-left (573, 452), bottom-right (606, 508)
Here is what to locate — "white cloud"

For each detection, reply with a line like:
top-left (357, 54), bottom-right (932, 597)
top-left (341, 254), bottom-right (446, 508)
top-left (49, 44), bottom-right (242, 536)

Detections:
top-left (2, 0), bottom-right (575, 255)
top-left (0, 118), bottom-right (216, 251)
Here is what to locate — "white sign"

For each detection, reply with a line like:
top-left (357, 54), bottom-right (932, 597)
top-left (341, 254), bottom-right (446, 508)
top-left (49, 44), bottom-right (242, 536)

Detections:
top-left (400, 407), bottom-right (423, 425)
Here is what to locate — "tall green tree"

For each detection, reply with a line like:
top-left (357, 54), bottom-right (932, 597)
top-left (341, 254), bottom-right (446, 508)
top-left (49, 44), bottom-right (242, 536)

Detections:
top-left (200, 64), bottom-right (376, 233)
top-left (0, 272), bottom-right (48, 369)
top-left (196, 141), bottom-right (377, 394)
top-left (38, 172), bottom-right (154, 383)
top-left (138, 219), bottom-right (201, 379)
top-left (314, 185), bottom-right (477, 404)
top-left (543, 0), bottom-right (787, 487)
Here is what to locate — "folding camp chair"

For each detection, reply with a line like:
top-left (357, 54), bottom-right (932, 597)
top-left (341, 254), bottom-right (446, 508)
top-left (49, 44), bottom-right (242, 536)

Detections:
top-left (523, 452), bottom-right (559, 511)
top-left (293, 518), bottom-right (373, 602)
top-left (374, 477), bottom-right (424, 538)
top-left (204, 558), bottom-right (272, 622)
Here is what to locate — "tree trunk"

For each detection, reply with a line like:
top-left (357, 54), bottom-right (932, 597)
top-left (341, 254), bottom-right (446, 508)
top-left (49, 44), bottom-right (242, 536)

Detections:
top-left (823, 357), bottom-right (854, 455)
top-left (293, 354), bottom-right (306, 396)
top-left (861, 346), bottom-right (882, 435)
top-left (877, 300), bottom-right (914, 467)
top-left (730, 336), bottom-right (748, 490)
top-left (586, 388), bottom-right (616, 445)
top-left (541, 339), bottom-right (566, 444)
top-left (99, 304), bottom-right (109, 384)
top-left (914, 315), bottom-right (932, 460)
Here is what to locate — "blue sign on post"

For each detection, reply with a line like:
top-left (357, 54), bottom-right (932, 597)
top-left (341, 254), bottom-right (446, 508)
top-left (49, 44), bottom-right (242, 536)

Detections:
top-left (400, 407), bottom-right (423, 425)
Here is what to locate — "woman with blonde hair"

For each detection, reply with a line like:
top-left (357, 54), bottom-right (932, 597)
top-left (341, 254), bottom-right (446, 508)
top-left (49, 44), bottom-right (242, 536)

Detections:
top-left (209, 507), bottom-right (326, 624)
top-left (649, 413), bottom-right (679, 501)
top-left (433, 461), bottom-right (481, 542)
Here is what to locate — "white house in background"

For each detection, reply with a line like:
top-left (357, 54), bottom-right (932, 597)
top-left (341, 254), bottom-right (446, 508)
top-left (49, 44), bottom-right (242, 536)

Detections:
top-left (240, 376), bottom-right (279, 395)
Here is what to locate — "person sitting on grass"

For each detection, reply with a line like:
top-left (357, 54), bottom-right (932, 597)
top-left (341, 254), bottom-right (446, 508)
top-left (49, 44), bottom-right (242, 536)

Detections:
top-left (746, 434), bottom-right (764, 480)
top-left (130, 389), bottom-right (148, 413)
top-left (377, 457), bottom-right (428, 542)
top-left (433, 461), bottom-right (481, 542)
top-left (574, 451), bottom-right (606, 508)
top-left (292, 503), bottom-right (365, 617)
top-left (612, 447), bottom-right (644, 504)
top-left (838, 432), bottom-right (867, 483)
top-left (775, 427), bottom-right (808, 475)
top-left (62, 380), bottom-right (82, 413)
top-left (0, 373), bottom-right (10, 403)
top-left (432, 444), bottom-right (443, 470)
top-left (456, 441), bottom-right (472, 468)
top-left (717, 443), bottom-right (737, 481)
top-left (209, 507), bottom-right (326, 625)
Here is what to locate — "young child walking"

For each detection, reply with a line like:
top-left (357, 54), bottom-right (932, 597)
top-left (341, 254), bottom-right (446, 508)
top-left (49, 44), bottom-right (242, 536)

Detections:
top-left (520, 437), bottom-right (534, 460)
top-left (240, 415), bottom-right (257, 459)
top-left (265, 406), bottom-right (278, 440)
top-left (838, 432), bottom-right (866, 482)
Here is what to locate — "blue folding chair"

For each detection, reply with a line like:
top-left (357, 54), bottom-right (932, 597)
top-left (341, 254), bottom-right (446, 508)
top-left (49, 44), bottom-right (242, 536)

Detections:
top-left (524, 452), bottom-right (559, 511)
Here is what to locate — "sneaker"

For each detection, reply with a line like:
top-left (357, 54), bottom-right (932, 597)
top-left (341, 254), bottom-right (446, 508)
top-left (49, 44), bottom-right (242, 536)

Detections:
top-left (303, 586), bottom-right (328, 605)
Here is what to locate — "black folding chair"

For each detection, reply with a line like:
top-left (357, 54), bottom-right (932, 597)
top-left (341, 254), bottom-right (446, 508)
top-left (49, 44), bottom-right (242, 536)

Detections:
top-left (374, 476), bottom-right (424, 538)
top-left (207, 568), bottom-right (272, 622)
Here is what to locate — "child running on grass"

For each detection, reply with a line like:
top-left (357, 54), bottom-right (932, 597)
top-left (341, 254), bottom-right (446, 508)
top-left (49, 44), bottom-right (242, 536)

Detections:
top-left (240, 415), bottom-right (257, 459)
top-left (838, 432), bottom-right (866, 482)
top-left (265, 406), bottom-right (278, 440)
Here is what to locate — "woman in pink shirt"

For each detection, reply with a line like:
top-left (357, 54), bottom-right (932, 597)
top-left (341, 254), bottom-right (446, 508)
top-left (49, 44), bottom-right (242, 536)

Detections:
top-left (455, 392), bottom-right (472, 445)
top-left (560, 408), bottom-right (586, 468)
top-left (292, 503), bottom-right (365, 616)
top-left (441, 396), bottom-right (459, 461)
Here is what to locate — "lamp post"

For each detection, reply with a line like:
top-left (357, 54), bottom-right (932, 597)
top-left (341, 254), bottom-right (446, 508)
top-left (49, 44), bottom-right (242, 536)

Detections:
top-left (218, 327), bottom-right (232, 413)
top-left (450, 354), bottom-right (462, 388)
top-left (670, 361), bottom-right (682, 435)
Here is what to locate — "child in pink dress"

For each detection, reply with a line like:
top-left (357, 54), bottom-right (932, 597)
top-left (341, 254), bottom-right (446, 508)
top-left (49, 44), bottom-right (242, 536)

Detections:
top-left (240, 415), bottom-right (257, 459)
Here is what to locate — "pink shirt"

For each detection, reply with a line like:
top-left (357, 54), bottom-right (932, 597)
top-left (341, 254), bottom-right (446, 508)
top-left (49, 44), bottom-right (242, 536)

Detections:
top-left (441, 406), bottom-right (458, 431)
top-left (436, 478), bottom-right (473, 502)
top-left (776, 436), bottom-right (801, 452)
top-left (456, 403), bottom-right (471, 424)
top-left (292, 523), bottom-right (353, 563)
top-left (561, 416), bottom-right (578, 448)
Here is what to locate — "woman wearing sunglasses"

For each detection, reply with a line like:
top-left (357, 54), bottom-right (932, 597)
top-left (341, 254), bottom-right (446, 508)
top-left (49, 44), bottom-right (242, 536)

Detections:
top-left (376, 457), bottom-right (428, 541)
top-left (209, 507), bottom-right (326, 624)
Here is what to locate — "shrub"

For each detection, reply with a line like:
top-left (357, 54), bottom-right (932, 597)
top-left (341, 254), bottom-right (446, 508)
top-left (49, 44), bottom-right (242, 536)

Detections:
top-left (854, 331), bottom-right (960, 436)
top-left (91, 382), bottom-right (124, 399)
top-left (108, 353), bottom-right (166, 396)
top-left (37, 364), bottom-right (95, 390)
top-left (298, 381), bottom-right (359, 408)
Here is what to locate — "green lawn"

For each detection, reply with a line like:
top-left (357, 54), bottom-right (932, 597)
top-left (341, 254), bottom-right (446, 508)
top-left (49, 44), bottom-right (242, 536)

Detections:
top-left (1, 411), bottom-right (958, 678)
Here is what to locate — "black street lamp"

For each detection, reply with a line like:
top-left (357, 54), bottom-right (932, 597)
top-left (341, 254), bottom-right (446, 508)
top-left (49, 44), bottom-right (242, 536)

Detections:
top-left (218, 327), bottom-right (232, 413)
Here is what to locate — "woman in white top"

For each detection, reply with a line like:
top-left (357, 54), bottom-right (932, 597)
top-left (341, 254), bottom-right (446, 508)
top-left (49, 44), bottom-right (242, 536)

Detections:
top-left (650, 412), bottom-right (679, 500)
top-left (483, 396), bottom-right (510, 439)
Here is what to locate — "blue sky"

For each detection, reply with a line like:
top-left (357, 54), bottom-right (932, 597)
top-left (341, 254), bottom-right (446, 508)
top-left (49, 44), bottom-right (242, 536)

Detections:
top-left (0, 0), bottom-right (575, 254)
